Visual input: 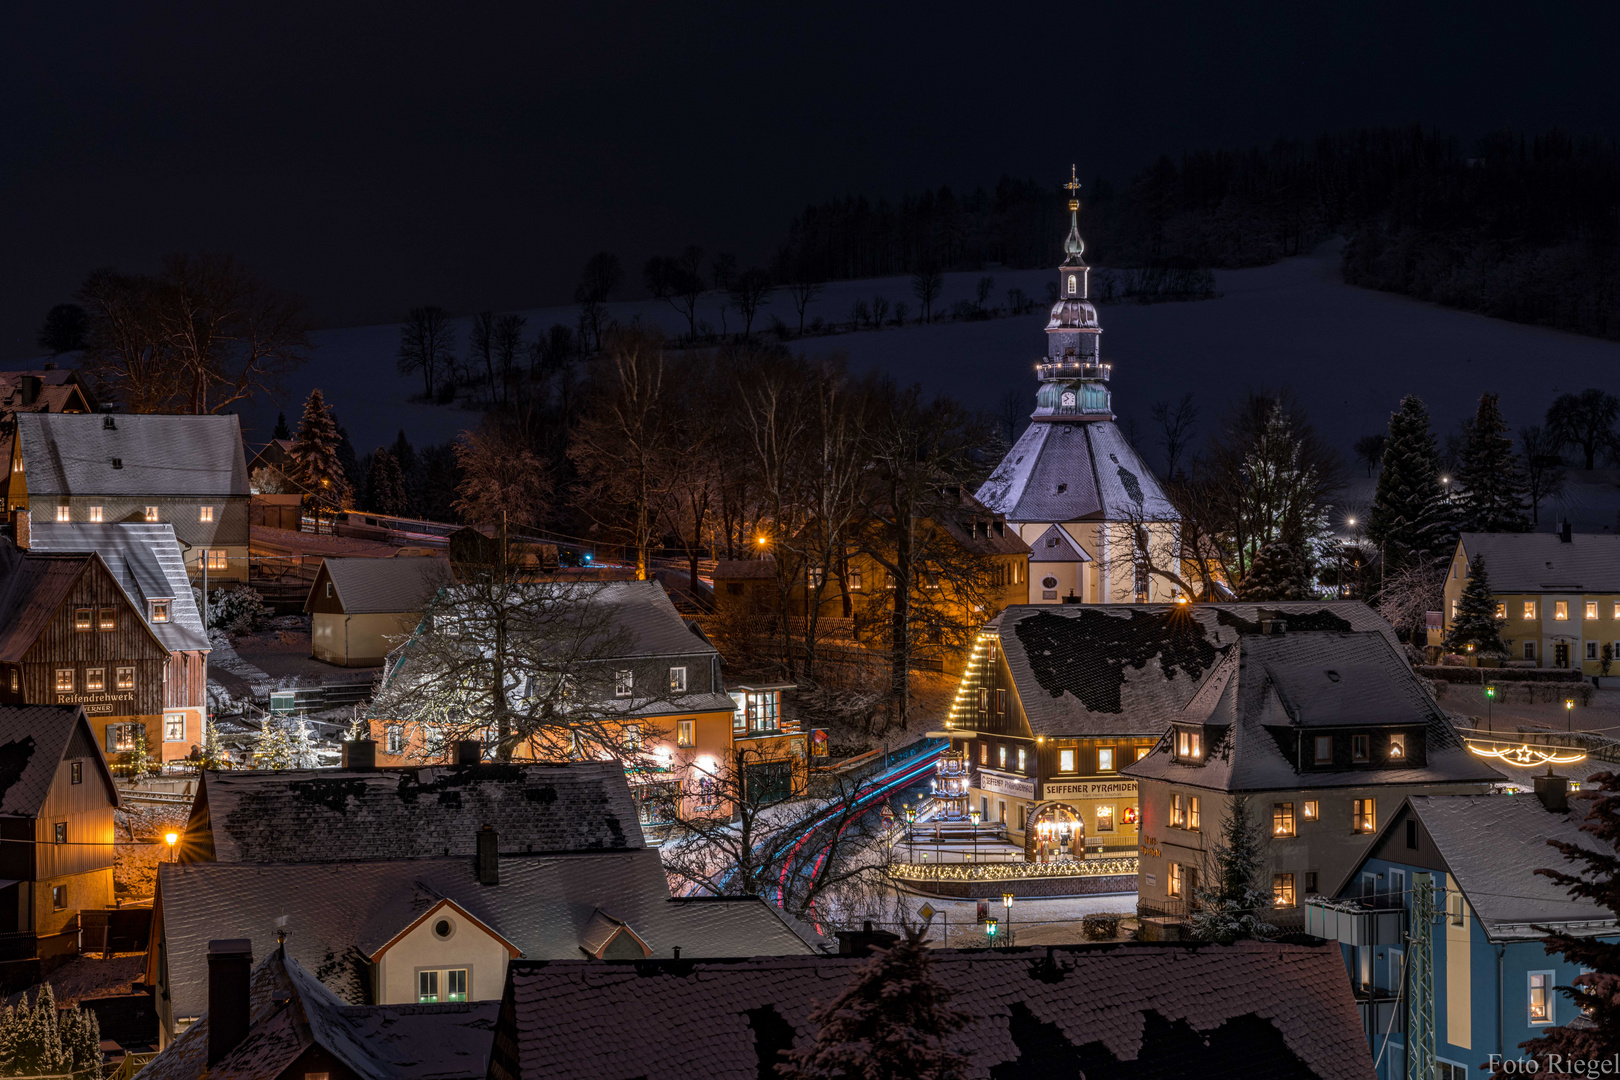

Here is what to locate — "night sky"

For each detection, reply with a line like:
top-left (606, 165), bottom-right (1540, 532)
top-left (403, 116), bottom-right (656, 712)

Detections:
top-left (3, 1), bottom-right (1617, 356)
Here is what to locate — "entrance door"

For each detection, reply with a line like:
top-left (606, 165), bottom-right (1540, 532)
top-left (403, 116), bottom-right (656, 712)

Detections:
top-left (1555, 642), bottom-right (1570, 668)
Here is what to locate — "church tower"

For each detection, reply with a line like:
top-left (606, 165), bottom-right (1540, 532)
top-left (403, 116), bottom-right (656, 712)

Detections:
top-left (975, 167), bottom-right (1181, 604)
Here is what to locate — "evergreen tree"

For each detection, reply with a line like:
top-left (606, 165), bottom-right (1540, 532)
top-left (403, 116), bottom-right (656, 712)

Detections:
top-left (254, 720), bottom-right (293, 770)
top-left (289, 388), bottom-right (351, 520)
top-left (1368, 395), bottom-right (1452, 568)
top-left (273, 411), bottom-right (291, 440)
top-left (1499, 770), bottom-right (1620, 1073)
top-left (1456, 392), bottom-right (1531, 533)
top-left (288, 718), bottom-right (318, 769)
top-left (392, 429), bottom-right (422, 517)
top-left (1238, 539), bottom-right (1313, 601)
top-left (201, 719), bottom-right (226, 770)
top-left (0, 982), bottom-right (101, 1077)
top-left (777, 929), bottom-right (969, 1080)
top-left (365, 448), bottom-right (409, 516)
top-left (1442, 553), bottom-right (1508, 657)
top-left (1188, 794), bottom-right (1276, 944)
top-left (125, 726), bottom-right (149, 778)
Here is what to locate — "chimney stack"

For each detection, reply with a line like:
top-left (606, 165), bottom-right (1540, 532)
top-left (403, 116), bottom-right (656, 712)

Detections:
top-left (11, 510), bottom-right (28, 551)
top-left (1534, 771), bottom-right (1570, 813)
top-left (476, 824), bottom-right (499, 885)
top-left (206, 939), bottom-right (253, 1066)
top-left (836, 920), bottom-right (900, 957)
top-left (341, 739), bottom-right (376, 769)
top-left (1560, 520), bottom-right (1573, 544)
top-left (456, 739), bottom-right (482, 765)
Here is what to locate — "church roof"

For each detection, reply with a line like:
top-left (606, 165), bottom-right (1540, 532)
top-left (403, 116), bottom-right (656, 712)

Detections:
top-left (1029, 524), bottom-right (1091, 563)
top-left (976, 420), bottom-right (1178, 524)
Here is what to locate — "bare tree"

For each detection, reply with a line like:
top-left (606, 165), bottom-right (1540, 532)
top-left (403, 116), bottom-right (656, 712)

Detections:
top-left (78, 269), bottom-right (180, 412)
top-left (1352, 433), bottom-right (1387, 478)
top-left (1546, 388), bottom-right (1619, 470)
top-left (786, 277), bottom-right (823, 335)
top-left (1519, 424), bottom-right (1568, 526)
top-left (452, 422), bottom-right (552, 529)
top-left (1376, 560), bottom-right (1444, 644)
top-left (911, 265), bottom-right (943, 322)
top-left (574, 252), bottom-right (622, 354)
top-left (396, 305), bottom-right (457, 400)
top-left (466, 311), bottom-right (498, 405)
top-left (491, 314), bottom-right (526, 408)
top-left (1150, 393), bottom-right (1200, 478)
top-left (643, 246), bottom-right (706, 342)
top-left (728, 267), bottom-right (774, 337)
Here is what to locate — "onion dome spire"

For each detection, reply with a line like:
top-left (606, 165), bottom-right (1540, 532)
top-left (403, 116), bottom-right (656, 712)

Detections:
top-left (1062, 165), bottom-right (1085, 265)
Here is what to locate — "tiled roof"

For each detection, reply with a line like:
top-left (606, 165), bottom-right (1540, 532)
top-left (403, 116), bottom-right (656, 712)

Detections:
top-left (431, 579), bottom-right (717, 660)
top-left (1124, 631), bottom-right (1503, 793)
top-left (138, 945), bottom-right (496, 1080)
top-left (157, 849), bottom-right (819, 1020)
top-left (975, 419), bottom-right (1179, 524)
top-left (993, 602), bottom-right (1399, 737)
top-left (1028, 524), bottom-right (1091, 563)
top-left (17, 413), bottom-right (249, 498)
top-left (1458, 532), bottom-right (1620, 592)
top-left (0, 705), bottom-right (117, 816)
top-left (28, 522), bottom-right (210, 651)
top-left (185, 761), bottom-right (646, 864)
top-left (0, 549), bottom-right (91, 661)
top-left (1399, 794), bottom-right (1615, 937)
top-left (309, 556), bottom-right (452, 615)
top-left (491, 941), bottom-right (1374, 1080)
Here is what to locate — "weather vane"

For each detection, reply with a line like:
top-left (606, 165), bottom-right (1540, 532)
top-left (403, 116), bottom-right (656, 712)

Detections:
top-left (1065, 164), bottom-right (1081, 211)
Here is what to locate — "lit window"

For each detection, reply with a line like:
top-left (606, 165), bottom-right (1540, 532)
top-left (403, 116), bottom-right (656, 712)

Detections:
top-left (164, 713), bottom-right (185, 741)
top-left (1587, 602), bottom-right (1599, 620)
top-left (85, 668), bottom-right (104, 692)
top-left (1495, 603), bottom-right (1506, 619)
top-left (1189, 796), bottom-right (1201, 830)
top-left (995, 688), bottom-right (1006, 714)
top-left (1067, 274), bottom-right (1077, 295)
top-left (145, 506), bottom-right (159, 522)
top-left (1352, 734), bottom-right (1370, 762)
top-left (418, 970), bottom-right (439, 1003)
top-left (1171, 793), bottom-right (1185, 827)
top-left (1302, 800), bottom-right (1318, 821)
top-left (54, 822), bottom-right (67, 844)
top-left (1389, 733), bottom-right (1406, 759)
top-left (110, 724), bottom-right (137, 752)
top-left (115, 667), bottom-right (134, 691)
top-left (979, 742), bottom-right (987, 765)
top-left (1095, 804), bottom-right (1114, 832)
top-left (1176, 728), bottom-right (1203, 760)
top-left (1529, 972), bottom-right (1553, 1024)
top-left (150, 600), bottom-right (170, 623)
top-left (1273, 802), bottom-right (1295, 837)
top-left (1525, 601), bottom-right (1538, 620)
top-left (848, 568), bottom-right (863, 591)
top-left (1314, 735), bottom-right (1332, 764)
top-left (624, 724), bottom-right (643, 750)
top-left (1058, 749), bottom-right (1075, 772)
top-left (385, 724), bottom-right (405, 754)
top-left (1556, 601), bottom-right (1569, 620)
top-left (677, 720), bottom-right (695, 748)
top-left (207, 550), bottom-right (227, 571)
top-left (615, 670), bottom-right (633, 698)
top-left (1614, 603), bottom-right (1620, 620)
top-left (1168, 862), bottom-right (1184, 897)
top-left (74, 608), bottom-right (92, 631)
top-left (55, 669), bottom-right (73, 693)
top-left (446, 969), bottom-right (468, 1003)
top-left (98, 608), bottom-right (115, 631)
top-left (1353, 798), bottom-right (1377, 833)
top-left (1136, 746), bottom-right (1151, 760)
top-left (88, 506), bottom-right (102, 522)
top-left (199, 506), bottom-right (214, 523)
top-left (669, 666), bottom-right (687, 693)
top-left (1097, 747), bottom-right (1114, 771)
top-left (55, 505), bottom-right (69, 522)
top-left (1017, 747), bottom-right (1026, 771)
top-left (1273, 873), bottom-right (1296, 908)
top-left (998, 746), bottom-right (1007, 769)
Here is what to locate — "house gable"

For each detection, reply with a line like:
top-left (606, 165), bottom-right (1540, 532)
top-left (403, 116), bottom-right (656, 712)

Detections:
top-left (369, 897), bottom-right (522, 964)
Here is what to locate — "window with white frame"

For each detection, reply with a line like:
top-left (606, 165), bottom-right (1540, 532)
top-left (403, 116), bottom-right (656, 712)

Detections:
top-left (116, 667), bottom-right (134, 691)
top-left (150, 600), bottom-right (170, 623)
top-left (1188, 796), bottom-right (1201, 830)
top-left (668, 666), bottom-right (687, 693)
top-left (207, 549), bottom-right (228, 571)
top-left (145, 506), bottom-right (159, 522)
top-left (199, 506), bottom-right (214, 522)
top-left (164, 713), bottom-right (185, 741)
top-left (385, 724), bottom-right (405, 755)
top-left (1058, 749), bottom-right (1075, 773)
top-left (1556, 601), bottom-right (1569, 620)
top-left (1528, 971), bottom-right (1554, 1025)
top-left (1587, 602), bottom-right (1600, 620)
top-left (55, 505), bottom-right (69, 522)
top-left (85, 668), bottom-right (104, 692)
top-left (1171, 793), bottom-right (1185, 827)
top-left (677, 720), bottom-right (695, 748)
top-left (417, 968), bottom-right (470, 1003)
top-left (55, 669), bottom-right (73, 693)
top-left (614, 670), bottom-right (633, 698)
top-left (1588, 641), bottom-right (1600, 660)
top-left (624, 724), bottom-right (643, 750)
top-left (88, 506), bottom-right (103, 522)
top-left (1525, 601), bottom-right (1538, 620)
top-left (1097, 747), bottom-right (1115, 772)
top-left (1168, 862), bottom-right (1185, 897)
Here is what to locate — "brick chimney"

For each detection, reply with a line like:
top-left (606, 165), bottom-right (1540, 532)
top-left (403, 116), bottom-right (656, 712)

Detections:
top-left (341, 739), bottom-right (376, 769)
top-left (1560, 520), bottom-right (1573, 544)
top-left (456, 739), bottom-right (482, 765)
top-left (476, 824), bottom-right (499, 886)
top-left (1534, 771), bottom-right (1570, 813)
top-left (206, 939), bottom-right (253, 1066)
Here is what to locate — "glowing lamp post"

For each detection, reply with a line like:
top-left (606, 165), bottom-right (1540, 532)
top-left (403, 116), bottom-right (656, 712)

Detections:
top-left (1485, 684), bottom-right (1495, 732)
top-left (904, 805), bottom-right (916, 861)
top-left (984, 916), bottom-right (999, 940)
top-left (969, 809), bottom-right (981, 863)
top-left (1567, 697), bottom-right (1575, 734)
top-left (1002, 892), bottom-right (1014, 947)
top-left (164, 832), bottom-right (179, 863)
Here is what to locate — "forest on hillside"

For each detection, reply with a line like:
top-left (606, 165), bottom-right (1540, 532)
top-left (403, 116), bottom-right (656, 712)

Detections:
top-left (774, 127), bottom-right (1620, 340)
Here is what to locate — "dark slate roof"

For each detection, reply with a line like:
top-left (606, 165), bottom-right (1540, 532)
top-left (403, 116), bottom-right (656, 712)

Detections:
top-left (975, 419), bottom-right (1179, 524)
top-left (184, 762), bottom-right (645, 864)
top-left (138, 945), bottom-right (496, 1080)
top-left (992, 602), bottom-right (1400, 737)
top-left (1390, 794), bottom-right (1616, 939)
top-left (1124, 632), bottom-right (1503, 793)
top-left (27, 522), bottom-right (210, 651)
top-left (157, 849), bottom-right (820, 1020)
top-left (0, 549), bottom-right (90, 662)
top-left (0, 705), bottom-right (118, 816)
top-left (1028, 524), bottom-right (1091, 563)
top-left (309, 556), bottom-right (453, 615)
top-left (933, 488), bottom-right (1031, 557)
top-left (432, 579), bottom-right (716, 660)
top-left (1458, 532), bottom-right (1620, 592)
top-left (490, 941), bottom-right (1374, 1080)
top-left (17, 412), bottom-right (249, 497)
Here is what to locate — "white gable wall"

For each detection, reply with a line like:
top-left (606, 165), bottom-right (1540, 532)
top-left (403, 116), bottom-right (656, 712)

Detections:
top-left (376, 905), bottom-right (513, 1004)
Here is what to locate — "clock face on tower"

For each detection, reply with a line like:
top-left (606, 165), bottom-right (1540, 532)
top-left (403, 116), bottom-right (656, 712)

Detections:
top-left (1061, 391), bottom-right (1076, 408)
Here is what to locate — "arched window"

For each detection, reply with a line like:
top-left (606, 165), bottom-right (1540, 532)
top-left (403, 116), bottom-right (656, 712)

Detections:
top-left (1067, 274), bottom-right (1077, 294)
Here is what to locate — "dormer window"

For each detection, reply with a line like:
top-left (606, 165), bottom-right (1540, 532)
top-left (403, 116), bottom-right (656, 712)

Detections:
top-left (150, 600), bottom-right (170, 624)
top-left (1176, 729), bottom-right (1202, 760)
top-left (1313, 736), bottom-right (1332, 764)
top-left (55, 505), bottom-right (70, 522)
top-left (1352, 735), bottom-right (1370, 763)
top-left (1388, 733), bottom-right (1407, 760)
top-left (199, 506), bottom-right (214, 523)
top-left (145, 506), bottom-right (159, 522)
top-left (88, 506), bottom-right (103, 522)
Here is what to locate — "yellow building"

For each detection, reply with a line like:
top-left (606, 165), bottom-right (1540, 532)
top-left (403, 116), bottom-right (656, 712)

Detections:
top-left (1444, 529), bottom-right (1620, 673)
top-left (304, 555), bottom-right (452, 667)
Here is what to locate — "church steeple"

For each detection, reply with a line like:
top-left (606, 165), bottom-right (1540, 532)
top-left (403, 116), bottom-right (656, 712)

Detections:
top-left (1033, 165), bottom-right (1111, 422)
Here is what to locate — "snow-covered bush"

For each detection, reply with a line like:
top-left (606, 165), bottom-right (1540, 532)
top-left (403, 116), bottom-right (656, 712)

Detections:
top-left (209, 586), bottom-right (271, 634)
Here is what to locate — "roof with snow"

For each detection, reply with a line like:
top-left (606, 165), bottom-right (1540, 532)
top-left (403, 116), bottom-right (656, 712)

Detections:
top-left (28, 521), bottom-right (210, 651)
top-left (181, 761), bottom-right (645, 864)
top-left (975, 419), bottom-right (1178, 524)
top-left (305, 555), bottom-right (452, 615)
top-left (0, 705), bottom-right (118, 816)
top-left (156, 849), bottom-right (820, 1020)
top-left (488, 941), bottom-right (1374, 1080)
top-left (16, 412), bottom-right (249, 497)
top-left (1028, 524), bottom-right (1091, 563)
top-left (1123, 631), bottom-right (1502, 792)
top-left (137, 945), bottom-right (497, 1080)
top-left (1457, 531), bottom-right (1620, 592)
top-left (989, 601), bottom-right (1400, 738)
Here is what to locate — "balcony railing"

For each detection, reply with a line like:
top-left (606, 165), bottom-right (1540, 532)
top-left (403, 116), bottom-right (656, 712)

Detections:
top-left (1036, 361), bottom-right (1110, 381)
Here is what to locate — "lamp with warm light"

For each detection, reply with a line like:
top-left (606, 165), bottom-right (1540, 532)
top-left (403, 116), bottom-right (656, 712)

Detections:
top-left (165, 832), bottom-right (179, 862)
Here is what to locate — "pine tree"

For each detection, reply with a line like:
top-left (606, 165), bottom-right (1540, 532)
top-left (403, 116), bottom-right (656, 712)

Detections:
top-left (273, 411), bottom-right (291, 440)
top-left (1498, 771), bottom-right (1620, 1073)
top-left (125, 726), bottom-right (149, 779)
top-left (1443, 553), bottom-right (1508, 657)
top-left (1456, 393), bottom-right (1531, 533)
top-left (777, 929), bottom-right (969, 1080)
top-left (1238, 539), bottom-right (1313, 601)
top-left (288, 718), bottom-right (318, 769)
top-left (0, 982), bottom-right (101, 1077)
top-left (1368, 395), bottom-right (1452, 568)
top-left (289, 388), bottom-right (351, 520)
top-left (365, 448), bottom-right (409, 516)
top-left (201, 719), bottom-right (226, 770)
top-left (254, 720), bottom-right (293, 770)
top-left (1188, 794), bottom-right (1276, 944)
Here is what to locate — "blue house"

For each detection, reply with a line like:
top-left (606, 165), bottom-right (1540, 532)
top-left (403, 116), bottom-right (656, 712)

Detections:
top-left (1307, 780), bottom-right (1617, 1079)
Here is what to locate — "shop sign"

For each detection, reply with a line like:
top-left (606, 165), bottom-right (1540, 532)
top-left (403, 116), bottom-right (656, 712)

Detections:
top-left (977, 769), bottom-right (1035, 799)
top-left (810, 728), bottom-right (829, 758)
top-left (1042, 779), bottom-right (1137, 799)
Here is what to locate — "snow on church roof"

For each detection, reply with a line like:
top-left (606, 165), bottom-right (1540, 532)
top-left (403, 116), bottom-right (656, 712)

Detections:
top-left (975, 419), bottom-right (1178, 524)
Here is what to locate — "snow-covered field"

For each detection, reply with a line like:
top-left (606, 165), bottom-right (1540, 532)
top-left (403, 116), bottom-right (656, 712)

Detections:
top-left (11, 240), bottom-right (1620, 473)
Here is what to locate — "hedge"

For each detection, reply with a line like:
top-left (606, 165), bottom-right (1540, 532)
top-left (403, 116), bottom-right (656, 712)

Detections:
top-left (1417, 665), bottom-right (1585, 684)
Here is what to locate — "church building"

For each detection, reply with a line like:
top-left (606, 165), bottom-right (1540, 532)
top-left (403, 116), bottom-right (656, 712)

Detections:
top-left (976, 170), bottom-right (1181, 604)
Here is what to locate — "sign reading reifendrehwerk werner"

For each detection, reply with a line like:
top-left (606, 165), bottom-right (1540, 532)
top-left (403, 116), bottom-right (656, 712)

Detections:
top-left (1040, 779), bottom-right (1138, 800)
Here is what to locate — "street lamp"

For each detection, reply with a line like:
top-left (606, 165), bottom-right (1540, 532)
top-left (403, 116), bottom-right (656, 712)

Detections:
top-left (969, 809), bottom-right (981, 864)
top-left (904, 805), bottom-right (916, 861)
top-left (164, 832), bottom-right (179, 863)
top-left (985, 916), bottom-right (999, 941)
top-left (1002, 892), bottom-right (1014, 947)
top-left (1567, 697), bottom-right (1575, 734)
top-left (1485, 684), bottom-right (1495, 733)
